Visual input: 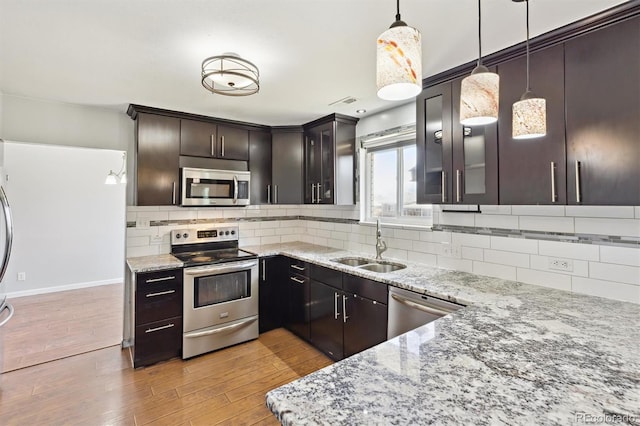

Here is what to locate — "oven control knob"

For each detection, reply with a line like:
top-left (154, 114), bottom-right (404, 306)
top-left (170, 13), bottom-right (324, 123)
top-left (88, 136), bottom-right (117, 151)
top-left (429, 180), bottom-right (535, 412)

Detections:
top-left (231, 230), bottom-right (236, 235)
top-left (183, 233), bottom-right (189, 239)
top-left (175, 233), bottom-right (181, 239)
top-left (225, 231), bottom-right (230, 236)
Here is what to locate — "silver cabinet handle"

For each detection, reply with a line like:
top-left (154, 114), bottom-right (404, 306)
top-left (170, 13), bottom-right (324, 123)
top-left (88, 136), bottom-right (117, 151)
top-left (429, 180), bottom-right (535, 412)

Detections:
top-left (575, 161), bottom-right (582, 203)
top-left (145, 290), bottom-right (176, 298)
top-left (311, 183), bottom-right (316, 203)
top-left (316, 183), bottom-right (322, 203)
top-left (210, 134), bottom-right (215, 156)
top-left (334, 292), bottom-right (340, 320)
top-left (456, 170), bottom-right (462, 203)
top-left (0, 303), bottom-right (15, 328)
top-left (290, 276), bottom-right (305, 284)
top-left (391, 293), bottom-right (455, 316)
top-left (550, 162), bottom-right (557, 203)
top-left (145, 275), bottom-right (175, 283)
top-left (233, 175), bottom-right (238, 204)
top-left (172, 182), bottom-right (176, 205)
top-left (290, 264), bottom-right (305, 271)
top-left (145, 323), bottom-right (175, 334)
top-left (261, 259), bottom-right (266, 281)
top-left (441, 171), bottom-right (446, 203)
top-left (267, 185), bottom-right (271, 204)
top-left (342, 294), bottom-right (348, 323)
top-left (221, 135), bottom-right (225, 157)
top-left (274, 185), bottom-right (279, 204)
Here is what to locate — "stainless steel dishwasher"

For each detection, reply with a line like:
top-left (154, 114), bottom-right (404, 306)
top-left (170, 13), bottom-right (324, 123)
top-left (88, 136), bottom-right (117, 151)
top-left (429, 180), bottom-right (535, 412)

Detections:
top-left (387, 287), bottom-right (464, 339)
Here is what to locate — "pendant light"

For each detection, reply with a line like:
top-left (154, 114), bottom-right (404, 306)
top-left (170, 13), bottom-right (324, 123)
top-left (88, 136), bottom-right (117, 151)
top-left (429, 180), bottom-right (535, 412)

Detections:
top-left (105, 153), bottom-right (127, 185)
top-left (512, 0), bottom-right (546, 139)
top-left (376, 0), bottom-right (422, 101)
top-left (460, 0), bottom-right (499, 125)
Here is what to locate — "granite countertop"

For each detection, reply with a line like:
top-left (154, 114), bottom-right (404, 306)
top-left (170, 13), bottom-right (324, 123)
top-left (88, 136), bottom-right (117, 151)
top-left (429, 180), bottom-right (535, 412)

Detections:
top-left (126, 254), bottom-right (183, 273)
top-left (242, 243), bottom-right (640, 425)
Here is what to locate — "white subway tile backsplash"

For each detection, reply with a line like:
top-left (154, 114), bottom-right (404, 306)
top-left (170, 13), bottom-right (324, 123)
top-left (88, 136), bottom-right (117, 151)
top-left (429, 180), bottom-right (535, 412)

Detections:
top-left (239, 222), bottom-right (261, 230)
top-left (635, 207), bottom-right (640, 219)
top-left (260, 221), bottom-right (280, 229)
top-left (519, 216), bottom-right (575, 233)
top-left (472, 261), bottom-right (517, 281)
top-left (572, 277), bottom-right (640, 304)
top-left (334, 223), bottom-right (352, 233)
top-left (484, 249), bottom-right (530, 268)
top-left (575, 218), bottom-right (640, 237)
top-left (516, 268), bottom-right (572, 292)
top-left (330, 231), bottom-right (348, 241)
top-left (539, 240), bottom-right (599, 261)
top-left (475, 214), bottom-right (519, 230)
top-left (239, 237), bottom-right (261, 246)
top-left (326, 238), bottom-right (345, 249)
top-left (479, 205), bottom-right (512, 215)
top-left (393, 229), bottom-right (419, 241)
top-left (437, 257), bottom-right (473, 273)
top-left (260, 235), bottom-right (281, 245)
top-left (490, 236), bottom-right (538, 254)
top-left (126, 245), bottom-right (161, 257)
top-left (319, 222), bottom-right (336, 231)
top-left (127, 236), bottom-right (149, 247)
top-left (254, 229), bottom-right (276, 237)
top-left (384, 248), bottom-right (408, 260)
top-left (196, 209), bottom-right (223, 219)
top-left (439, 212), bottom-right (475, 227)
top-left (600, 246), bottom-right (640, 267)
top-left (168, 210), bottom-right (197, 221)
top-left (451, 233), bottom-right (491, 249)
top-left (407, 251), bottom-right (438, 266)
top-left (412, 241), bottom-right (442, 255)
top-left (589, 262), bottom-right (640, 286)
top-left (565, 206), bottom-right (635, 219)
top-left (461, 246), bottom-right (483, 261)
top-left (530, 255), bottom-right (589, 277)
top-left (511, 205), bottom-right (565, 217)
top-left (386, 238), bottom-right (413, 251)
top-left (420, 230), bottom-right (452, 244)
top-left (223, 209), bottom-right (245, 218)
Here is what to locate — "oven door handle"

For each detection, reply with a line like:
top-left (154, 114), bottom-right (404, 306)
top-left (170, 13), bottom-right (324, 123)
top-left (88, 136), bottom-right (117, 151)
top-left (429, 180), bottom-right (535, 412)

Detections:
top-left (184, 260), bottom-right (258, 276)
top-left (233, 175), bottom-right (239, 204)
top-left (184, 315), bottom-right (258, 338)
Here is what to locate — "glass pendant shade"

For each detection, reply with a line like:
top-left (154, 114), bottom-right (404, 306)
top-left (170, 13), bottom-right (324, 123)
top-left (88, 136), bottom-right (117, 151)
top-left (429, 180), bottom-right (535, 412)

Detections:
top-left (377, 25), bottom-right (422, 101)
top-left (105, 172), bottom-right (118, 185)
top-left (460, 65), bottom-right (500, 125)
top-left (513, 91), bottom-right (546, 139)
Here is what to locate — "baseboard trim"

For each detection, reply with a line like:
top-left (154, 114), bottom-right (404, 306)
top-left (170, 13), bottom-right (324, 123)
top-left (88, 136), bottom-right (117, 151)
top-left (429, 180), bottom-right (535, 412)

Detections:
top-left (7, 278), bottom-right (123, 299)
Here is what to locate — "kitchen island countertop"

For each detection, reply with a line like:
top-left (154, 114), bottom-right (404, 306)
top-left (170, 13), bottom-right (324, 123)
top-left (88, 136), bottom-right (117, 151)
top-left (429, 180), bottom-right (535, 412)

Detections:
top-left (242, 242), bottom-right (640, 425)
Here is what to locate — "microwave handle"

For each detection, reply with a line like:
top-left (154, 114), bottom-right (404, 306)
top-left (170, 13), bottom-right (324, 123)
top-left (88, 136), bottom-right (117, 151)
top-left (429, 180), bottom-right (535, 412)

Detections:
top-left (233, 175), bottom-right (238, 204)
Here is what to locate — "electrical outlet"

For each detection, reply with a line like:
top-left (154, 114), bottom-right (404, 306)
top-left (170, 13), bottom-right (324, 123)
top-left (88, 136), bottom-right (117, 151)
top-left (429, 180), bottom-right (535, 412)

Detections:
top-left (136, 219), bottom-right (150, 229)
top-left (442, 244), bottom-right (461, 259)
top-left (549, 258), bottom-right (573, 272)
top-left (17, 272), bottom-right (26, 281)
top-left (150, 234), bottom-right (164, 245)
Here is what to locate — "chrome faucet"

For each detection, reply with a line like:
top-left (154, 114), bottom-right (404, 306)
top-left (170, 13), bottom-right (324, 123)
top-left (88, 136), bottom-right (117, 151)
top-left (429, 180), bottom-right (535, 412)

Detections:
top-left (375, 218), bottom-right (387, 260)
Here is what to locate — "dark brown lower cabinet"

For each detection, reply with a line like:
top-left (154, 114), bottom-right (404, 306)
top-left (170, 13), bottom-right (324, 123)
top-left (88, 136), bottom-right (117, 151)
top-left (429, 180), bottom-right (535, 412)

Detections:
top-left (309, 279), bottom-right (344, 360)
top-left (259, 256), bottom-right (284, 333)
top-left (343, 294), bottom-right (387, 358)
top-left (284, 259), bottom-right (310, 341)
top-left (133, 268), bottom-right (183, 368)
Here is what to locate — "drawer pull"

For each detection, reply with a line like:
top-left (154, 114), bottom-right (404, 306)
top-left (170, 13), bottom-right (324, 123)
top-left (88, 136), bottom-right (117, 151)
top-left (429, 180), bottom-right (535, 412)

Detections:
top-left (290, 276), bottom-right (305, 284)
top-left (290, 264), bottom-right (305, 271)
top-left (146, 290), bottom-right (176, 298)
top-left (145, 276), bottom-right (175, 283)
top-left (145, 323), bottom-right (175, 333)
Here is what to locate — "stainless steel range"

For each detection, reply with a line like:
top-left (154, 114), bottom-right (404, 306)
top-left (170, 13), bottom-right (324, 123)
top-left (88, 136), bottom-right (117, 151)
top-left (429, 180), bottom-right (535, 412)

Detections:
top-left (171, 226), bottom-right (258, 359)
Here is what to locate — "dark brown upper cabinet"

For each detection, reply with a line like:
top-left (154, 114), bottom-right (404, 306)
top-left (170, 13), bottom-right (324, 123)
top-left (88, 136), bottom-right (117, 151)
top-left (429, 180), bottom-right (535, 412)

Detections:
top-left (248, 129), bottom-right (272, 205)
top-left (180, 120), bottom-right (249, 161)
top-left (416, 76), bottom-right (498, 205)
top-left (135, 113), bottom-right (181, 206)
top-left (565, 15), bottom-right (640, 205)
top-left (303, 114), bottom-right (358, 205)
top-left (497, 44), bottom-right (566, 205)
top-left (271, 127), bottom-right (304, 204)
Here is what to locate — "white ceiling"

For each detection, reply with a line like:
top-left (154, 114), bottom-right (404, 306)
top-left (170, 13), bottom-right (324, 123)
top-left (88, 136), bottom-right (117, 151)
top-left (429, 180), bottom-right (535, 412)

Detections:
top-left (0, 0), bottom-right (628, 126)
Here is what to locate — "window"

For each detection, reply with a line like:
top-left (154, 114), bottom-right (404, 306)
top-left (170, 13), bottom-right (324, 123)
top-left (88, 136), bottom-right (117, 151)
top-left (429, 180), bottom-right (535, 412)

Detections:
top-left (361, 126), bottom-right (432, 226)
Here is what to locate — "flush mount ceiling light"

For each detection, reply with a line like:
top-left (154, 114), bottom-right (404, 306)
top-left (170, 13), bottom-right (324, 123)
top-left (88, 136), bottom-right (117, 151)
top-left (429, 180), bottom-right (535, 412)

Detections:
top-left (105, 152), bottom-right (127, 185)
top-left (512, 0), bottom-right (546, 139)
top-left (460, 0), bottom-right (500, 125)
top-left (201, 52), bottom-right (259, 96)
top-left (376, 0), bottom-right (422, 101)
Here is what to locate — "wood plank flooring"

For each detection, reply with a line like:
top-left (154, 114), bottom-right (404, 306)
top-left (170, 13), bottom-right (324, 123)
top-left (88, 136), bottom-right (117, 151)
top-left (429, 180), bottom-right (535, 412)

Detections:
top-left (0, 328), bottom-right (333, 425)
top-left (2, 283), bottom-right (123, 372)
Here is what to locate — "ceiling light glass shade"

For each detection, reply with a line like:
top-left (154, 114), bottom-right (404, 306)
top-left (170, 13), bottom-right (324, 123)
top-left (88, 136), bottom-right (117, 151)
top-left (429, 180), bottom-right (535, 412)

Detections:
top-left (460, 65), bottom-right (499, 125)
top-left (105, 172), bottom-right (118, 185)
top-left (201, 53), bottom-right (259, 96)
top-left (120, 171), bottom-right (127, 184)
top-left (513, 91), bottom-right (546, 139)
top-left (377, 25), bottom-right (422, 101)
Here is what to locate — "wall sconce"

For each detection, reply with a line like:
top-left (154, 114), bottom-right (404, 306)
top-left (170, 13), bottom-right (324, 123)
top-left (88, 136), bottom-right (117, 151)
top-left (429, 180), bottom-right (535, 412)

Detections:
top-left (105, 153), bottom-right (127, 185)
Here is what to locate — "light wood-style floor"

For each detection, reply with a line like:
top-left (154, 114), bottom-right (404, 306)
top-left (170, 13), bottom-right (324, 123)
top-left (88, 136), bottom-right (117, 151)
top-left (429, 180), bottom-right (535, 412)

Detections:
top-left (0, 328), bottom-right (332, 425)
top-left (2, 283), bottom-right (123, 372)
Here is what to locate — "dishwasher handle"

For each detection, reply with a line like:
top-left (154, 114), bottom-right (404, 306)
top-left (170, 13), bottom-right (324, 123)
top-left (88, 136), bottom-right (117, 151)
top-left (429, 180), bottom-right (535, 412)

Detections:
top-left (390, 293), bottom-right (456, 317)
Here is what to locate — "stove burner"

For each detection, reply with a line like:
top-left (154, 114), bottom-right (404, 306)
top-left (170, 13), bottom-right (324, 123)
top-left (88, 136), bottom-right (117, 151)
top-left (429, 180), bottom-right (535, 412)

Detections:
top-left (192, 256), bottom-right (213, 262)
top-left (172, 248), bottom-right (257, 267)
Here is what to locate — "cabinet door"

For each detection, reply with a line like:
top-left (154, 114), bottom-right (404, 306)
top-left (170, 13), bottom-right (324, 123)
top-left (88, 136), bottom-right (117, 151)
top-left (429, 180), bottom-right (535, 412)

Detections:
top-left (180, 119), bottom-right (217, 158)
top-left (319, 123), bottom-right (335, 204)
top-left (217, 125), bottom-right (249, 161)
top-left (451, 76), bottom-right (499, 205)
top-left (285, 273), bottom-right (310, 341)
top-left (134, 316), bottom-right (182, 368)
top-left (498, 45), bottom-right (566, 205)
top-left (309, 280), bottom-right (343, 360)
top-left (416, 82), bottom-right (453, 204)
top-left (565, 16), bottom-right (640, 205)
top-left (272, 130), bottom-right (304, 204)
top-left (249, 130), bottom-right (272, 205)
top-left (343, 294), bottom-right (387, 358)
top-left (136, 113), bottom-right (180, 206)
top-left (304, 129), bottom-right (322, 203)
top-left (259, 256), bottom-right (282, 333)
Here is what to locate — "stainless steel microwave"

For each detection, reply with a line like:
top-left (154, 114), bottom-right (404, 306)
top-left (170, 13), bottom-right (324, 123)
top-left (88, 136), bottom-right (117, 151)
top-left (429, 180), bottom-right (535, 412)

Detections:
top-left (180, 168), bottom-right (250, 206)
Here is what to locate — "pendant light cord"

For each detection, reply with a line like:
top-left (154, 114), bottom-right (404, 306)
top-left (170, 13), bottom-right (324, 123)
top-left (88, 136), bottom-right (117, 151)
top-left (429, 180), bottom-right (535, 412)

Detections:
top-left (477, 0), bottom-right (482, 67)
top-left (525, 0), bottom-right (531, 91)
top-left (396, 0), bottom-right (401, 22)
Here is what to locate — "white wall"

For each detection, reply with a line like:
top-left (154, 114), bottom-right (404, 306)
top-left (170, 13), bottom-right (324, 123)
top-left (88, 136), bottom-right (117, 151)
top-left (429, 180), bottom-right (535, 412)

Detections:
top-left (356, 102), bottom-right (415, 137)
top-left (4, 142), bottom-right (126, 296)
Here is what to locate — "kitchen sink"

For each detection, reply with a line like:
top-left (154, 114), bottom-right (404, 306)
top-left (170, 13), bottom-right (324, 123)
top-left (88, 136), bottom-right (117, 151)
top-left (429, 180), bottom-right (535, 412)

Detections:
top-left (331, 257), bottom-right (407, 273)
top-left (359, 262), bottom-right (406, 273)
top-left (332, 257), bottom-right (371, 267)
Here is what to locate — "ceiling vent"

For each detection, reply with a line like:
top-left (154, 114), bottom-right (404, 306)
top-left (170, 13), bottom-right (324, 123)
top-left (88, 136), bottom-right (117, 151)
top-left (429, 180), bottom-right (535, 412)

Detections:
top-left (328, 96), bottom-right (357, 106)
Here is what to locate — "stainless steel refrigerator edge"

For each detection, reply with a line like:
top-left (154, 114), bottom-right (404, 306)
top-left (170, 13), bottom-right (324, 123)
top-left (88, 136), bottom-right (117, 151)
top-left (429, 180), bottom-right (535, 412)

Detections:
top-left (0, 184), bottom-right (15, 376)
